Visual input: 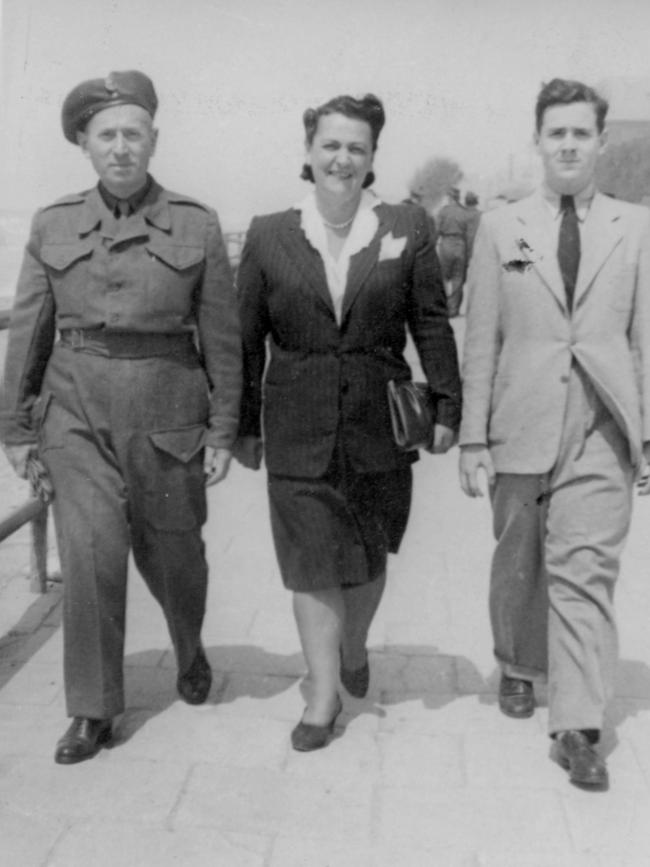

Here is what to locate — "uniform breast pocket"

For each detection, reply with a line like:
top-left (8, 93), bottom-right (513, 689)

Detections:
top-left (40, 241), bottom-right (95, 292)
top-left (146, 243), bottom-right (205, 278)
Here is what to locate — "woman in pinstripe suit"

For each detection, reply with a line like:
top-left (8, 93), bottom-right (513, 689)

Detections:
top-left (236, 94), bottom-right (461, 750)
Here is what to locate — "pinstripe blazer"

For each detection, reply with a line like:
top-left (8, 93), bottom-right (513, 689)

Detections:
top-left (237, 201), bottom-right (461, 478)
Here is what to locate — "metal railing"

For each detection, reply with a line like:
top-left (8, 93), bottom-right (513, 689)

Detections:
top-left (0, 308), bottom-right (50, 593)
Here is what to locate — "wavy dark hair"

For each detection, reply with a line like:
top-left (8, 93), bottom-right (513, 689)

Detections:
top-left (535, 78), bottom-right (609, 133)
top-left (300, 93), bottom-right (385, 189)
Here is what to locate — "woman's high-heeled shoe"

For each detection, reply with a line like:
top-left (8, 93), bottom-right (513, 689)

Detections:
top-left (291, 696), bottom-right (343, 752)
top-left (340, 651), bottom-right (369, 698)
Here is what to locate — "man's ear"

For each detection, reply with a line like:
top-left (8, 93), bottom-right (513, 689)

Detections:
top-left (598, 126), bottom-right (608, 155)
top-left (77, 130), bottom-right (89, 156)
top-left (150, 126), bottom-right (159, 155)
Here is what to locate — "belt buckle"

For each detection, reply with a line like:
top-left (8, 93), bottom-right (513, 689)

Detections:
top-left (69, 328), bottom-right (85, 350)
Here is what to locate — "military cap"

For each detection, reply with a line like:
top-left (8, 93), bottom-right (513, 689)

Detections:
top-left (61, 70), bottom-right (158, 144)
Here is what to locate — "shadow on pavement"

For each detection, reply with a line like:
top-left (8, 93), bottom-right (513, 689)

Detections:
top-left (0, 583), bottom-right (62, 689)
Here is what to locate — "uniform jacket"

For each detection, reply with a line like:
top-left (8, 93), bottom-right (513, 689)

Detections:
top-left (0, 179), bottom-right (242, 449)
top-left (237, 201), bottom-right (461, 477)
top-left (459, 190), bottom-right (650, 473)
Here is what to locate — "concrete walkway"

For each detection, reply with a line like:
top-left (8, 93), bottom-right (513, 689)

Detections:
top-left (2, 328), bottom-right (650, 865)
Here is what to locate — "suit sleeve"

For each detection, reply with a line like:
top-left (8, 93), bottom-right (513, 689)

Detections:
top-left (237, 217), bottom-right (271, 438)
top-left (406, 208), bottom-right (462, 430)
top-left (196, 208), bottom-right (243, 450)
top-left (0, 212), bottom-right (56, 446)
top-left (458, 215), bottom-right (502, 447)
top-left (630, 208), bottom-right (650, 445)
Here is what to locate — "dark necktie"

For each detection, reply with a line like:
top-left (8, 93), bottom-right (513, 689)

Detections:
top-left (558, 195), bottom-right (580, 312)
top-left (115, 199), bottom-right (130, 219)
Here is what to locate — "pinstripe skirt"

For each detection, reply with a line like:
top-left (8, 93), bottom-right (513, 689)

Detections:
top-left (267, 446), bottom-right (412, 592)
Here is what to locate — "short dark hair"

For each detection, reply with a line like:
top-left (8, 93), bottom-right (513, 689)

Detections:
top-left (302, 93), bottom-right (385, 151)
top-left (300, 93), bottom-right (384, 188)
top-left (535, 78), bottom-right (608, 133)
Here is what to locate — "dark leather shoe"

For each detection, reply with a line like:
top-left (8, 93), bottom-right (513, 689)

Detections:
top-left (555, 730), bottom-right (609, 789)
top-left (498, 674), bottom-right (535, 718)
top-left (54, 717), bottom-right (113, 765)
top-left (291, 696), bottom-right (343, 752)
top-left (340, 652), bottom-right (369, 698)
top-left (177, 646), bottom-right (212, 705)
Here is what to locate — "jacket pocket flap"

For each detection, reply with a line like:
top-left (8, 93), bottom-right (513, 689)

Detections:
top-left (40, 241), bottom-right (94, 271)
top-left (146, 243), bottom-right (205, 270)
top-left (149, 424), bottom-right (206, 462)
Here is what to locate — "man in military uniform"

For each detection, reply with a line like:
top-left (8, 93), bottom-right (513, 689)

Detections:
top-left (437, 186), bottom-right (470, 317)
top-left (0, 71), bottom-right (242, 764)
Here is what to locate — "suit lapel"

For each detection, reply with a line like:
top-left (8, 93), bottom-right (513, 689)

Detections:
top-left (340, 205), bottom-right (388, 322)
top-left (573, 193), bottom-right (624, 307)
top-left (275, 210), bottom-right (335, 316)
top-left (513, 194), bottom-right (567, 310)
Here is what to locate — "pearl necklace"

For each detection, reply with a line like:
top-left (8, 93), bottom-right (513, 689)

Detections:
top-left (322, 215), bottom-right (354, 231)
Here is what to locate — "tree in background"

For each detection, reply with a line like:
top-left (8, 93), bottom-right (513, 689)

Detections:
top-left (596, 138), bottom-right (650, 203)
top-left (408, 157), bottom-right (463, 213)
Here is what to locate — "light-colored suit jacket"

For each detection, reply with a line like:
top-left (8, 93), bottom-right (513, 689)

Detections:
top-left (459, 190), bottom-right (650, 473)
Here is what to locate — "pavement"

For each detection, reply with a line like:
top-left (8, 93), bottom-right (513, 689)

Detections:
top-left (2, 322), bottom-right (650, 866)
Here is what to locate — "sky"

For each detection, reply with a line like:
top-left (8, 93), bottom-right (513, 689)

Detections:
top-left (2, 0), bottom-right (650, 230)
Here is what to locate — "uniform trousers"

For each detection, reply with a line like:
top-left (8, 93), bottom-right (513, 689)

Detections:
top-left (489, 362), bottom-right (634, 735)
top-left (38, 338), bottom-right (210, 719)
top-left (437, 236), bottom-right (466, 315)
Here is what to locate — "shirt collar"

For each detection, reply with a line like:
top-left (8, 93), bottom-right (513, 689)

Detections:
top-left (295, 189), bottom-right (382, 259)
top-left (98, 174), bottom-right (154, 216)
top-left (541, 181), bottom-right (596, 222)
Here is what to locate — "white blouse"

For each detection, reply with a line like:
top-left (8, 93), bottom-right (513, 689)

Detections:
top-left (296, 189), bottom-right (381, 324)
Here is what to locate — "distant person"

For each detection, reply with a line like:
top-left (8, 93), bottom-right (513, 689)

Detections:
top-left (459, 77), bottom-right (650, 790)
top-left (0, 71), bottom-right (242, 764)
top-left (236, 93), bottom-right (461, 752)
top-left (437, 186), bottom-right (469, 316)
top-left (402, 190), bottom-right (437, 244)
top-left (463, 191), bottom-right (482, 261)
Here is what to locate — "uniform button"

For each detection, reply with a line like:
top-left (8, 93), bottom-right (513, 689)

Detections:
top-left (560, 374), bottom-right (569, 383)
top-left (341, 381), bottom-right (349, 394)
top-left (112, 281), bottom-right (124, 290)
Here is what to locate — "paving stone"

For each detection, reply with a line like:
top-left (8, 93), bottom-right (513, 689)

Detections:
top-left (0, 808), bottom-right (65, 867)
top-left (48, 821), bottom-right (270, 867)
top-left (284, 727), bottom-right (381, 785)
top-left (0, 754), bottom-right (187, 823)
top-left (174, 765), bottom-right (374, 841)
top-left (379, 729), bottom-right (465, 787)
top-left (0, 660), bottom-right (61, 705)
top-left (269, 835), bottom-right (374, 867)
top-left (376, 787), bottom-right (571, 855)
top-left (116, 704), bottom-right (289, 769)
top-left (561, 791), bottom-right (650, 859)
top-left (464, 730), bottom-right (568, 790)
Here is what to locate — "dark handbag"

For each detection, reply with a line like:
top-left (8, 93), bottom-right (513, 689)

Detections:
top-left (387, 379), bottom-right (436, 452)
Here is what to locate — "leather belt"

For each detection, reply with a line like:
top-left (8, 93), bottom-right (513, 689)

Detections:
top-left (59, 328), bottom-right (196, 358)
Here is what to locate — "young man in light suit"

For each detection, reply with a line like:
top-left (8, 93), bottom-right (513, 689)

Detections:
top-left (459, 78), bottom-right (650, 789)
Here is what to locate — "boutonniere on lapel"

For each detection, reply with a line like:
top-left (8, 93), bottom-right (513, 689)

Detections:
top-left (378, 231), bottom-right (407, 262)
top-left (503, 238), bottom-right (538, 273)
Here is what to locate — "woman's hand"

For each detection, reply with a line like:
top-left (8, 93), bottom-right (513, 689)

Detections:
top-left (429, 423), bottom-right (456, 454)
top-left (204, 447), bottom-right (232, 486)
top-left (232, 436), bottom-right (263, 470)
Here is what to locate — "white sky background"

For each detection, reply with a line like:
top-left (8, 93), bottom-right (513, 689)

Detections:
top-left (2, 0), bottom-right (650, 230)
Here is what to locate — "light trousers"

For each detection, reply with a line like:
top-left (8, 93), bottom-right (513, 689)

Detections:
top-left (490, 363), bottom-right (634, 734)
